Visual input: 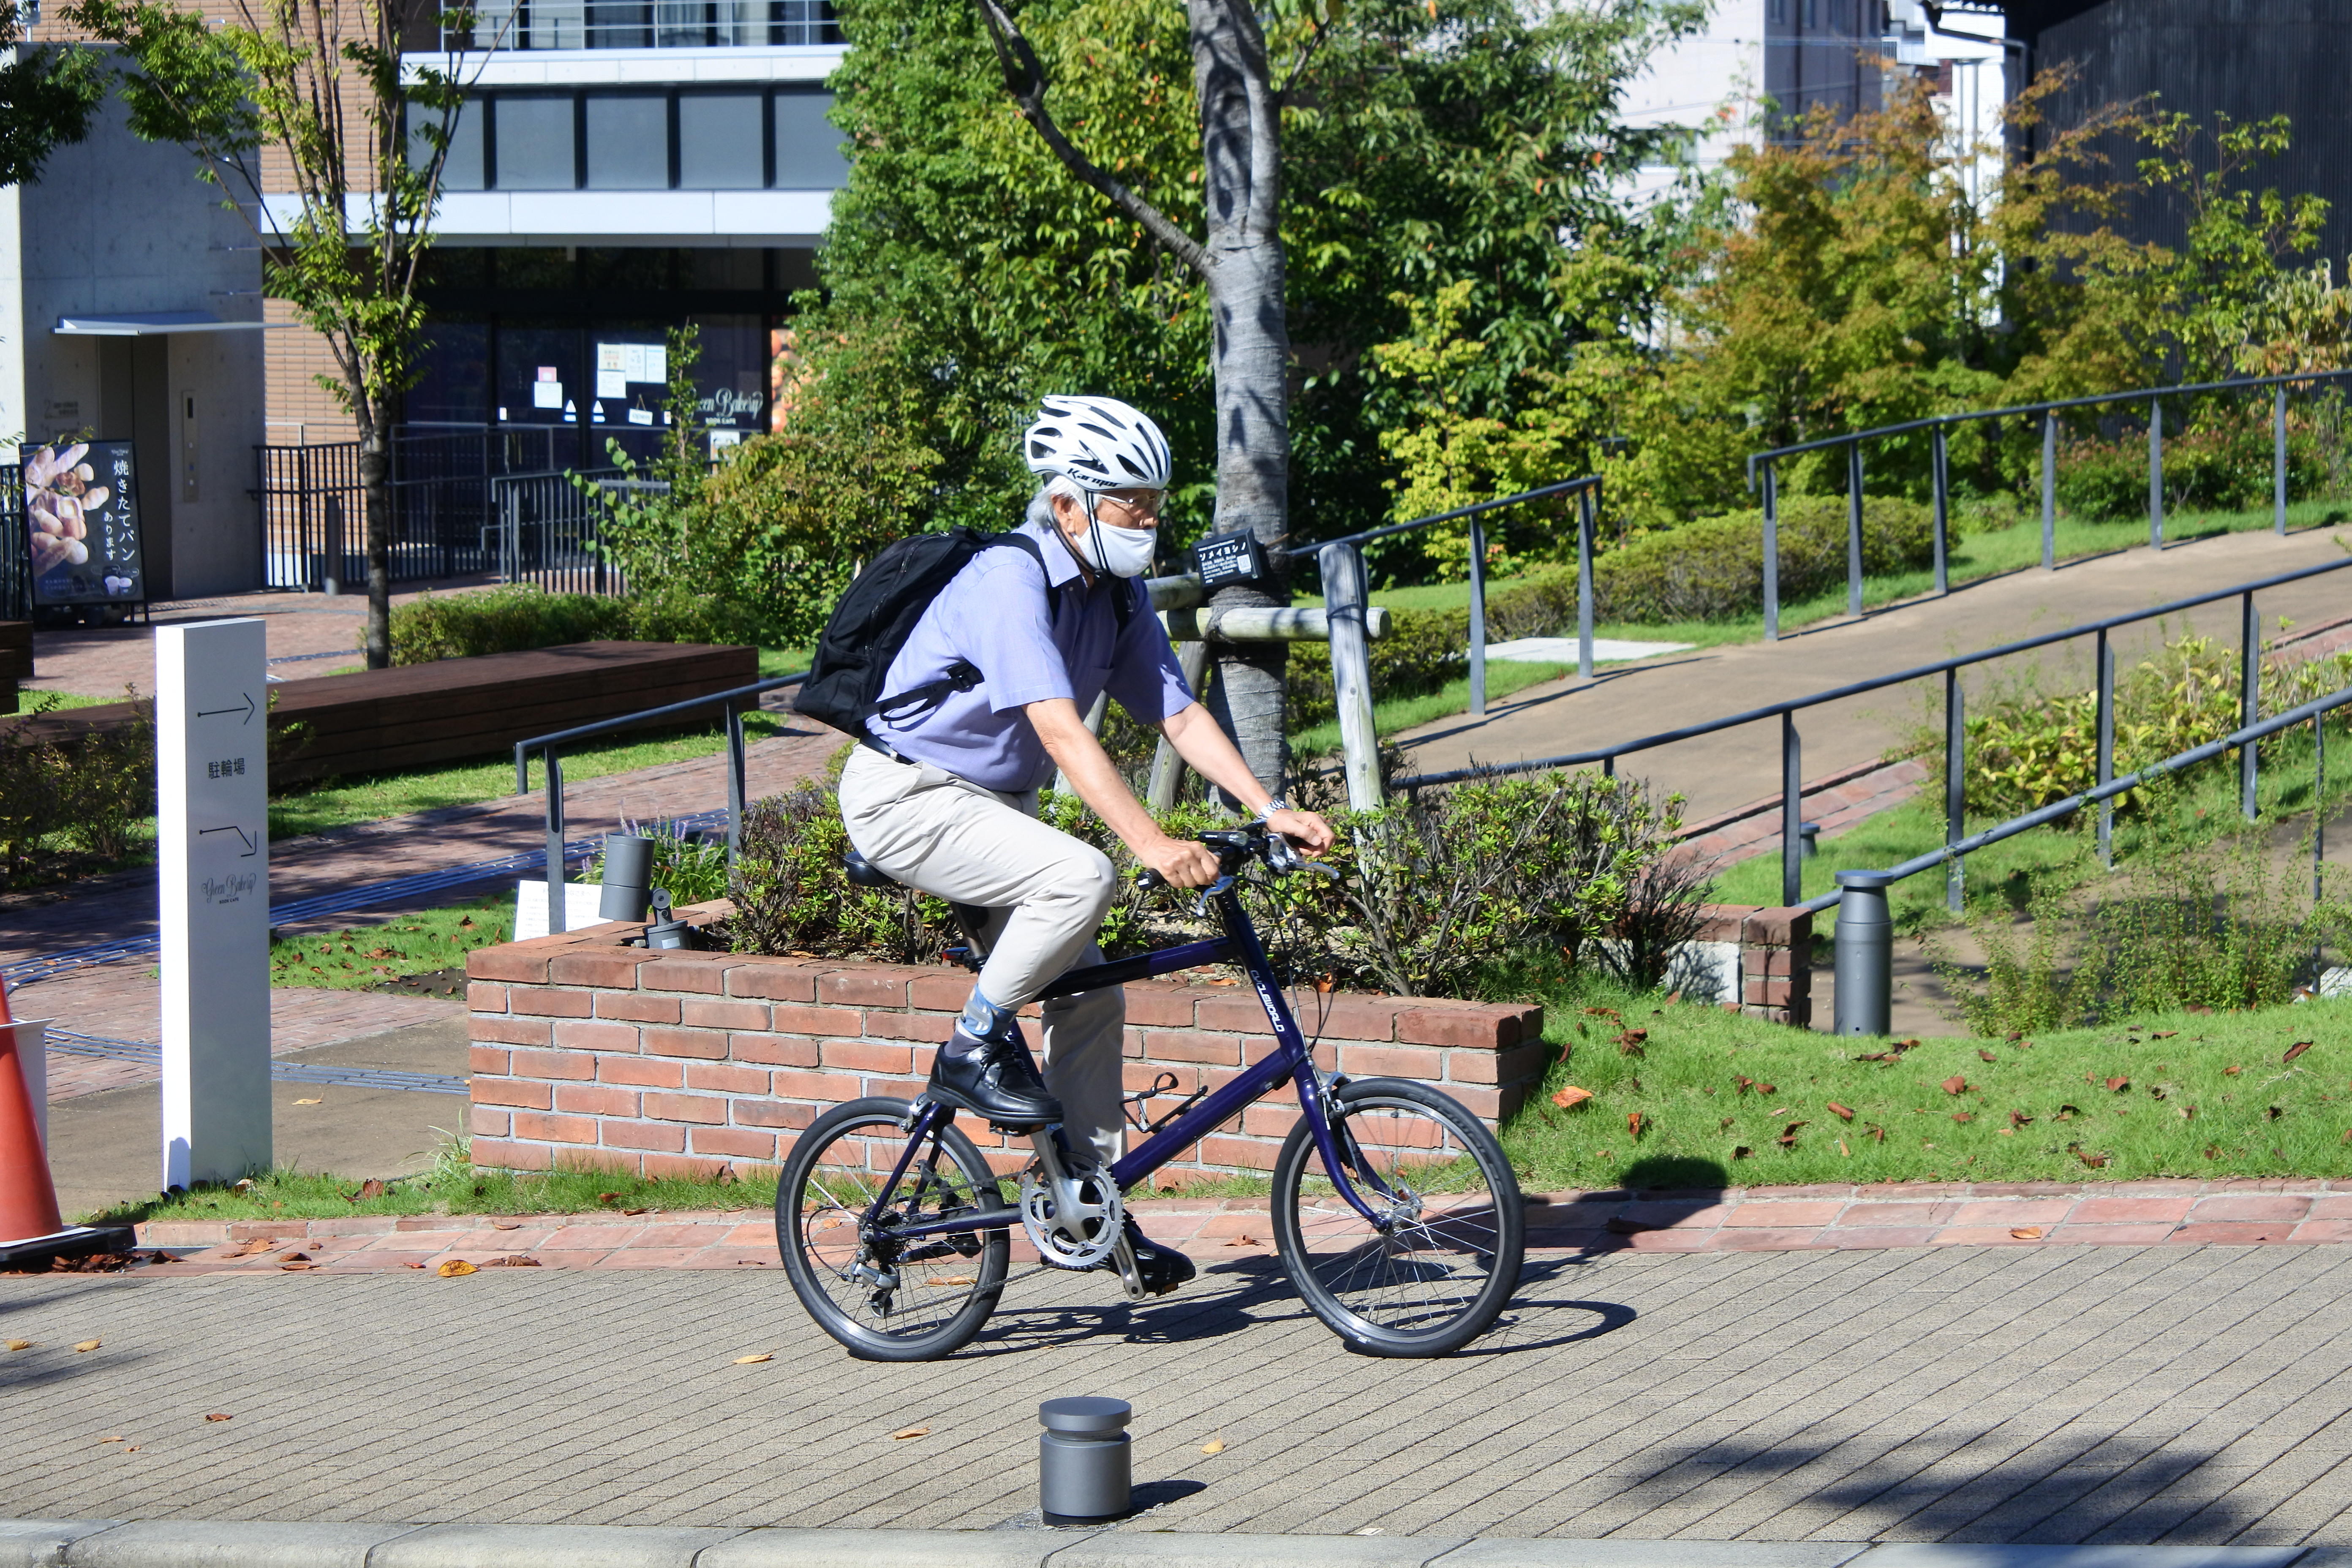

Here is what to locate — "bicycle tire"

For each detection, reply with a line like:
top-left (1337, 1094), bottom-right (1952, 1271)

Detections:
top-left (778, 1096), bottom-right (1012, 1361)
top-left (1270, 1078), bottom-right (1524, 1357)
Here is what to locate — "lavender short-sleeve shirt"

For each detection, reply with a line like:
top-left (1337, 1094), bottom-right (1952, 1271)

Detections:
top-left (864, 517), bottom-right (1196, 792)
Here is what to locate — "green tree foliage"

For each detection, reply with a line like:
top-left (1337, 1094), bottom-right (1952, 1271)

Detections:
top-left (0, 3), bottom-right (104, 187)
top-left (800, 0), bottom-right (1704, 552)
top-left (67, 0), bottom-right (477, 668)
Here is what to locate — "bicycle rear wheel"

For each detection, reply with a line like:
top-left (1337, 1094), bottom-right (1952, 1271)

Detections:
top-left (1271, 1078), bottom-right (1523, 1357)
top-left (778, 1097), bottom-right (1012, 1361)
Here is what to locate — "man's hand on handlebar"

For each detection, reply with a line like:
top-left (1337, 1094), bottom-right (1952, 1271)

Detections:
top-left (1265, 808), bottom-right (1335, 856)
top-left (1136, 832), bottom-right (1222, 888)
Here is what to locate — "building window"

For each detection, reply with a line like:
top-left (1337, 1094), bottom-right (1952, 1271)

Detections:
top-left (679, 93), bottom-right (766, 189)
top-left (491, 95), bottom-right (577, 190)
top-left (772, 90), bottom-right (846, 189)
top-left (584, 93), bottom-right (669, 189)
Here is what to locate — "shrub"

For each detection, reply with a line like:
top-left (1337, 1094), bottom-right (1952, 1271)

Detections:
top-left (721, 768), bottom-right (1698, 1002)
top-left (1935, 634), bottom-right (2352, 820)
top-left (1274, 768), bottom-right (1699, 999)
top-left (2053, 416), bottom-right (2338, 522)
top-left (579, 817), bottom-right (732, 907)
top-left (0, 693), bottom-right (158, 887)
top-left (384, 583), bottom-right (777, 665)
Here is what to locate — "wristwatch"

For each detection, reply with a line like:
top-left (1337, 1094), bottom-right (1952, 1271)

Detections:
top-left (1261, 796), bottom-right (1289, 816)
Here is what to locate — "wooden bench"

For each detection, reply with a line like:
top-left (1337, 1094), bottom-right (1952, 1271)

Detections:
top-left (2, 640), bottom-right (757, 784)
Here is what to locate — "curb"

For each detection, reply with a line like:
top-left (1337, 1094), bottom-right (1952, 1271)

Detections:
top-left (0, 1522), bottom-right (2341, 1568)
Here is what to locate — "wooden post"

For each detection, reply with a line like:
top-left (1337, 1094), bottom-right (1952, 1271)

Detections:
top-left (1320, 542), bottom-right (1384, 811)
top-left (1147, 640), bottom-right (1212, 811)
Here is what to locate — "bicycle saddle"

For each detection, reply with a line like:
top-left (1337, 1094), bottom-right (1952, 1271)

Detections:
top-left (841, 849), bottom-right (900, 889)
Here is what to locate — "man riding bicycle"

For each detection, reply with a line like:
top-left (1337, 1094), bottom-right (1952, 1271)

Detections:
top-left (837, 395), bottom-right (1335, 1296)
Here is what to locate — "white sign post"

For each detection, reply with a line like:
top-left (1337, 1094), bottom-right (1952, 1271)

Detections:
top-left (158, 618), bottom-right (270, 1190)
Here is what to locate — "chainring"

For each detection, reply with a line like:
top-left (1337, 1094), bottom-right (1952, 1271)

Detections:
top-left (1017, 1164), bottom-right (1125, 1269)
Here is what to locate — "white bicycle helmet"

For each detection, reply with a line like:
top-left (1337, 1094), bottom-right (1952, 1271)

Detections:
top-left (1023, 395), bottom-right (1171, 492)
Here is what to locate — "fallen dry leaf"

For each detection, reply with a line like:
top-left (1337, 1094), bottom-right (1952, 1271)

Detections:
top-left (733, 1353), bottom-right (773, 1365)
top-left (1837, 1138), bottom-right (1851, 1157)
top-left (2268, 1105), bottom-right (2285, 1121)
top-left (597, 1192), bottom-right (621, 1206)
top-left (480, 1255), bottom-right (542, 1268)
top-left (2225, 1065), bottom-right (2243, 1076)
top-left (2106, 1076), bottom-right (2130, 1092)
top-left (1733, 1075), bottom-right (1753, 1094)
top-left (5, 1339), bottom-right (29, 1351)
top-left (280, 1261), bottom-right (315, 1272)
top-left (890, 1426), bottom-right (931, 1441)
top-left (930, 1276), bottom-right (975, 1287)
top-left (2207, 1143), bottom-right (2225, 1158)
top-left (1616, 1029), bottom-right (1648, 1057)
top-left (436, 1260), bottom-right (477, 1277)
top-left (1942, 1075), bottom-right (1969, 1095)
top-left (1827, 1102), bottom-right (1855, 1121)
top-left (1224, 1234), bottom-right (1260, 1247)
top-left (356, 1179), bottom-right (386, 1200)
top-left (291, 1097), bottom-right (322, 1106)
top-left (1200, 1437), bottom-right (1226, 1455)
top-left (2179, 1105), bottom-right (2197, 1120)
top-left (490, 1220), bottom-right (521, 1231)
top-left (203, 1413), bottom-right (232, 1423)
top-left (1978, 1050), bottom-right (1998, 1064)
top-left (278, 1251), bottom-right (310, 1263)
top-left (98, 1435), bottom-right (122, 1443)
top-left (1866, 1124), bottom-right (1887, 1143)
top-left (622, 1208), bottom-right (648, 1217)
top-left (2009, 1110), bottom-right (2034, 1127)
top-left (1731, 1145), bottom-right (1752, 1159)
top-left (1759, 1082), bottom-right (1778, 1096)
top-left (72, 1339), bottom-right (100, 1353)
top-left (1627, 1111), bottom-right (1647, 1139)
top-left (2151, 1031), bottom-right (2178, 1040)
top-left (2187, 1004), bottom-right (2215, 1015)
top-left (1952, 1112), bottom-right (1975, 1124)
top-left (2010, 1227), bottom-right (2044, 1241)
top-left (122, 1447), bottom-right (138, 1454)
top-left (1551, 1085), bottom-right (1593, 1111)
top-left (2285, 1041), bottom-right (2315, 1064)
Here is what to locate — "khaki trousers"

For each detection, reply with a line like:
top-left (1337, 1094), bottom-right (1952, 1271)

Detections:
top-left (837, 746), bottom-right (1127, 1167)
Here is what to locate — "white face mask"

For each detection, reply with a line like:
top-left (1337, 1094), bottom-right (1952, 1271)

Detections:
top-left (1082, 517), bottom-right (1158, 578)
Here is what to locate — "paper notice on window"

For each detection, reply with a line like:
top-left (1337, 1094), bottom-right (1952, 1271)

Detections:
top-left (627, 407), bottom-right (654, 425)
top-left (531, 379), bottom-right (564, 409)
top-left (598, 343), bottom-right (627, 374)
top-left (640, 346), bottom-right (665, 384)
top-left (596, 369), bottom-right (627, 399)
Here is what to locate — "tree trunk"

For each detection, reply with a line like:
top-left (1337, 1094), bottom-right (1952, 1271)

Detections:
top-left (358, 418), bottom-right (392, 669)
top-left (1188, 0), bottom-right (1291, 799)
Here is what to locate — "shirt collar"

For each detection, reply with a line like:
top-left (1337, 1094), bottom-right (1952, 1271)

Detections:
top-left (1020, 514), bottom-right (1090, 590)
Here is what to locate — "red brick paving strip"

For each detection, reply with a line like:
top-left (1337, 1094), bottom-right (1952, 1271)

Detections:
top-left (130, 1178), bottom-right (2352, 1274)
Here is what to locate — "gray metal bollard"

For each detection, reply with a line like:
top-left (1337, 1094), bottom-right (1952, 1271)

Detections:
top-left (1039, 1397), bottom-right (1131, 1525)
top-left (599, 833), bottom-right (655, 924)
top-left (1832, 871), bottom-right (1895, 1038)
top-left (1799, 821), bottom-right (1820, 860)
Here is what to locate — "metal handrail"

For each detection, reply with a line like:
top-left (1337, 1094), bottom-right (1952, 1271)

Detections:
top-left (513, 669), bottom-right (810, 936)
top-left (1818, 681), bottom-right (2348, 1034)
top-left (1388, 550), bottom-right (2352, 909)
top-left (1740, 367), bottom-right (2352, 641)
top-left (1315, 473), bottom-right (1605, 810)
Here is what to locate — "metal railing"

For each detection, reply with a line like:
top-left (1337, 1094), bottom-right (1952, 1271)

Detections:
top-left (485, 468), bottom-right (648, 592)
top-left (1389, 552), bottom-right (2352, 915)
top-left (1743, 367), bottom-right (2352, 641)
top-left (0, 465), bottom-right (29, 620)
top-left (255, 423), bottom-right (671, 591)
top-left (513, 670), bottom-right (808, 936)
top-left (1822, 682), bottom-right (2349, 1036)
top-left (445, 0), bottom-right (840, 49)
top-left (1316, 475), bottom-right (1603, 809)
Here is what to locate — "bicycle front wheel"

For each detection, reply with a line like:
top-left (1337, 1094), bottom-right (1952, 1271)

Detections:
top-left (1271, 1078), bottom-right (1524, 1357)
top-left (778, 1097), bottom-right (1012, 1361)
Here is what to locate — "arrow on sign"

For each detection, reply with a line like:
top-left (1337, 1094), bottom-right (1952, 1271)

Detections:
top-left (198, 825), bottom-right (259, 857)
top-left (196, 693), bottom-right (258, 724)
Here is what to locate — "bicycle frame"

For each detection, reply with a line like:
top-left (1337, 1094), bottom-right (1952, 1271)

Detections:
top-left (861, 879), bottom-right (1393, 1250)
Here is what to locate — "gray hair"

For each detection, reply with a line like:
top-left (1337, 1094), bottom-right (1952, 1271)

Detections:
top-left (1026, 474), bottom-right (1085, 530)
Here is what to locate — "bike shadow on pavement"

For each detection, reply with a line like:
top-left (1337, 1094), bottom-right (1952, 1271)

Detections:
top-left (963, 1251), bottom-right (1638, 1357)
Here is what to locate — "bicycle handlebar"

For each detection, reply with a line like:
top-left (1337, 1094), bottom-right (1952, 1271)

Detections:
top-left (1133, 822), bottom-right (1324, 893)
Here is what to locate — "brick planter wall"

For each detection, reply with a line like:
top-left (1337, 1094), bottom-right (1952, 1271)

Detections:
top-left (1662, 904), bottom-right (1816, 1029)
top-left (464, 904), bottom-right (1546, 1182)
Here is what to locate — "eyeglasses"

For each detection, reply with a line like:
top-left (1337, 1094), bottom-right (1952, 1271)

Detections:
top-left (1094, 490), bottom-right (1165, 523)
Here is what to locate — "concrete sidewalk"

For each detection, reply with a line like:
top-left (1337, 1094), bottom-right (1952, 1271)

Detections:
top-left (1396, 525), bottom-right (2352, 823)
top-left (5, 1244), bottom-right (2350, 1546)
top-left (0, 1521), bottom-right (2341, 1566)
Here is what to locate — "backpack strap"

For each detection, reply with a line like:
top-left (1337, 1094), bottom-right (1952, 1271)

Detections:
top-left (866, 533), bottom-right (1064, 723)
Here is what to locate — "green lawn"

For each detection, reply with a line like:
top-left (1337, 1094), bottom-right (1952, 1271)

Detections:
top-left (1289, 660), bottom-right (1577, 760)
top-left (1505, 979), bottom-right (2352, 1192)
top-left (271, 895), bottom-right (513, 991)
top-left (84, 1154), bottom-right (780, 1226)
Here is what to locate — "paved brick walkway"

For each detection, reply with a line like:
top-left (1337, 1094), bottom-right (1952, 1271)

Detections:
top-left (4, 1243), bottom-right (2351, 1543)
top-left (118, 1180), bottom-right (2352, 1276)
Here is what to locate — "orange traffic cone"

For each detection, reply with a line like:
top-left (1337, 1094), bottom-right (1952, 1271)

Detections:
top-left (0, 982), bottom-right (132, 1266)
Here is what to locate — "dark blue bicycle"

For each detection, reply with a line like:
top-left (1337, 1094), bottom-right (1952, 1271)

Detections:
top-left (776, 822), bottom-right (1525, 1360)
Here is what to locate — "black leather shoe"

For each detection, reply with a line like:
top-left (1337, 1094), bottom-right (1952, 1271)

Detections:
top-left (927, 1023), bottom-right (1062, 1127)
top-left (1103, 1226), bottom-right (1195, 1296)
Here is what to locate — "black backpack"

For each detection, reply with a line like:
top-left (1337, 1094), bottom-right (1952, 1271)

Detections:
top-left (794, 528), bottom-right (1132, 738)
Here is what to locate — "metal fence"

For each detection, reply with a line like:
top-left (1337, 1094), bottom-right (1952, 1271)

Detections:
top-left (0, 466), bottom-right (27, 621)
top-left (1744, 368), bottom-right (2352, 641)
top-left (450, 0), bottom-right (839, 49)
top-left (255, 424), bottom-right (667, 592)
